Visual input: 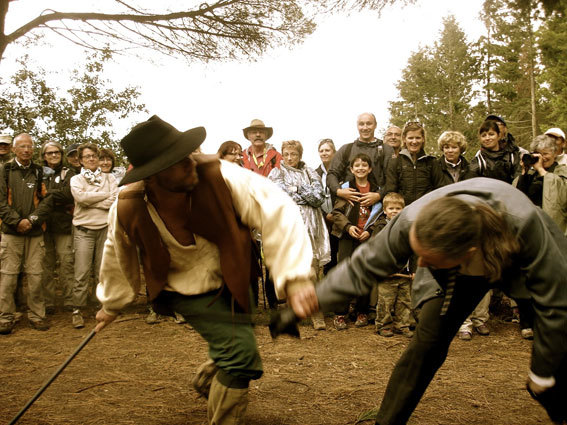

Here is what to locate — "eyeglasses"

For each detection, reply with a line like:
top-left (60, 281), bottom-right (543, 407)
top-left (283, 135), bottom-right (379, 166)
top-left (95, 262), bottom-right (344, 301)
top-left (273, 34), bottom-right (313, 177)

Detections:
top-left (404, 121), bottom-right (424, 128)
top-left (45, 151), bottom-right (61, 156)
top-left (82, 154), bottom-right (99, 160)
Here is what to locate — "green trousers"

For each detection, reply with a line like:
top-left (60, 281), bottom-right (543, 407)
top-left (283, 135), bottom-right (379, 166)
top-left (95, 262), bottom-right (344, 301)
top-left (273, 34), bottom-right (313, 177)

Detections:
top-left (164, 289), bottom-right (263, 383)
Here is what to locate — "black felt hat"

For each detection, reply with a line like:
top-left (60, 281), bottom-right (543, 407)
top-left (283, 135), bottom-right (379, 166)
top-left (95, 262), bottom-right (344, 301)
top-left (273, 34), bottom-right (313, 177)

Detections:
top-left (119, 115), bottom-right (206, 186)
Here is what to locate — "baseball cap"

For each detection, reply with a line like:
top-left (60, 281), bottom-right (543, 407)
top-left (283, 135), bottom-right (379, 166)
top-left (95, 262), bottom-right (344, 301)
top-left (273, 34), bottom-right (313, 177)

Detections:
top-left (544, 128), bottom-right (566, 140)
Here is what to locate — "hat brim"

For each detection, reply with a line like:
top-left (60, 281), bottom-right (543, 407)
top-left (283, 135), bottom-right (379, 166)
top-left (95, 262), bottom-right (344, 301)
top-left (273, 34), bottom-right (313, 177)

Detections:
top-left (119, 126), bottom-right (206, 186)
top-left (243, 126), bottom-right (273, 140)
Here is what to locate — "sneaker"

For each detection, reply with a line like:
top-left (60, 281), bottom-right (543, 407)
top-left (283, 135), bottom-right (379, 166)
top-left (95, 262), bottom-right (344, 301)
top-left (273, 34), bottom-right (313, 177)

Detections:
top-left (0, 321), bottom-right (14, 335)
top-left (354, 313), bottom-right (369, 327)
top-left (145, 310), bottom-right (160, 325)
top-left (311, 312), bottom-right (326, 330)
top-left (29, 319), bottom-right (50, 331)
top-left (395, 327), bottom-right (414, 338)
top-left (333, 315), bottom-right (347, 330)
top-left (458, 330), bottom-right (472, 341)
top-left (72, 309), bottom-right (85, 329)
top-left (474, 324), bottom-right (490, 336)
top-left (521, 328), bottom-right (534, 340)
top-left (377, 327), bottom-right (394, 337)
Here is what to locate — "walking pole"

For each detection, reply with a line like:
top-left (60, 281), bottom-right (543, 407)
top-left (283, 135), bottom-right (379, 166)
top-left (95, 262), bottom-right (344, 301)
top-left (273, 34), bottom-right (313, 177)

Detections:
top-left (8, 328), bottom-right (97, 425)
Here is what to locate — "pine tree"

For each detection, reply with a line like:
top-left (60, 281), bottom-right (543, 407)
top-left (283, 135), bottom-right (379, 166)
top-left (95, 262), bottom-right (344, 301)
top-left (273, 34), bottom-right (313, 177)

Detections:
top-left (478, 0), bottom-right (544, 148)
top-left (537, 0), bottom-right (567, 131)
top-left (388, 16), bottom-right (480, 156)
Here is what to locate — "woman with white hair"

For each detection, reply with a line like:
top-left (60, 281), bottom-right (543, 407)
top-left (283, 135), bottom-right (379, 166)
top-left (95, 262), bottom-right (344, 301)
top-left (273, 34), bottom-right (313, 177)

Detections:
top-left (516, 134), bottom-right (567, 234)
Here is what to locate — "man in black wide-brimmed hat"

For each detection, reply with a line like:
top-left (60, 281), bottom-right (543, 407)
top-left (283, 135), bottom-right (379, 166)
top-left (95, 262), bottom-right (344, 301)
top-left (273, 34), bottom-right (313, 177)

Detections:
top-left (94, 116), bottom-right (314, 424)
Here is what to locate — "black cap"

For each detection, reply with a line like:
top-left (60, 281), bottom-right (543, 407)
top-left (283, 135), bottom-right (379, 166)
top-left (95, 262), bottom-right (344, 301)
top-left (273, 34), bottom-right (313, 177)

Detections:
top-left (65, 143), bottom-right (80, 155)
top-left (485, 115), bottom-right (507, 126)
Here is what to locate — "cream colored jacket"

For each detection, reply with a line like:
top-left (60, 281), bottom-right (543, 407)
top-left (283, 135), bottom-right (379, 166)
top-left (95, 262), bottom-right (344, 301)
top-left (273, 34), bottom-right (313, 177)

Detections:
top-left (97, 160), bottom-right (314, 315)
top-left (71, 172), bottom-right (118, 229)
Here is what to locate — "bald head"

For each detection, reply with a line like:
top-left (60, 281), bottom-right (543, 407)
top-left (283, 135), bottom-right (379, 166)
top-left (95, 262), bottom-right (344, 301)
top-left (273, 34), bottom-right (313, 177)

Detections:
top-left (13, 133), bottom-right (33, 147)
top-left (357, 113), bottom-right (377, 143)
top-left (13, 133), bottom-right (34, 166)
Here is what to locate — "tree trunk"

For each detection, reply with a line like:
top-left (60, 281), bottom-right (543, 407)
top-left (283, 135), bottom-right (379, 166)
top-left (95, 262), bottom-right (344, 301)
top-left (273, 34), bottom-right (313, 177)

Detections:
top-left (528, 18), bottom-right (538, 137)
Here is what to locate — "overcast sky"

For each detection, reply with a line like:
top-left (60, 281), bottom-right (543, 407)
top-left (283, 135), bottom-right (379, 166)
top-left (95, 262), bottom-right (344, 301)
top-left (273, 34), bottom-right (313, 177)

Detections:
top-left (2, 1), bottom-right (486, 167)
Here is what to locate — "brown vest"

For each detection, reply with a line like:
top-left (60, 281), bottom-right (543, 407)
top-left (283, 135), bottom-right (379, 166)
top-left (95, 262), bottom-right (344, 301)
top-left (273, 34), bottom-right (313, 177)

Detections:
top-left (117, 155), bottom-right (256, 312)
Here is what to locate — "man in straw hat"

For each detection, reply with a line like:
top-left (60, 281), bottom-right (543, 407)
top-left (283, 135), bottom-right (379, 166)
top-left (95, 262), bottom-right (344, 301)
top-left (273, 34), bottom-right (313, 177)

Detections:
top-left (241, 119), bottom-right (282, 177)
top-left (95, 116), bottom-right (314, 424)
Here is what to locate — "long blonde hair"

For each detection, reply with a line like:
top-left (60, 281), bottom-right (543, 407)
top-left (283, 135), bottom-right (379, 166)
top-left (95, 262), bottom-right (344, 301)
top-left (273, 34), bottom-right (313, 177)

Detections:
top-left (414, 197), bottom-right (520, 282)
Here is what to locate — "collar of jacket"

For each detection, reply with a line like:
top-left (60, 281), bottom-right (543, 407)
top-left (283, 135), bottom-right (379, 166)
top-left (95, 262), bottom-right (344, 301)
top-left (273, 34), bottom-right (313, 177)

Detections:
top-left (441, 155), bottom-right (468, 170)
top-left (353, 138), bottom-right (384, 148)
top-left (399, 148), bottom-right (434, 162)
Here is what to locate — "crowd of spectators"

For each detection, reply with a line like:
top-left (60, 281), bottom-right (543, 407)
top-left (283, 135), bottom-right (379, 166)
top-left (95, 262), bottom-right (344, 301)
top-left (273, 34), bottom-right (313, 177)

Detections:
top-left (0, 114), bottom-right (565, 341)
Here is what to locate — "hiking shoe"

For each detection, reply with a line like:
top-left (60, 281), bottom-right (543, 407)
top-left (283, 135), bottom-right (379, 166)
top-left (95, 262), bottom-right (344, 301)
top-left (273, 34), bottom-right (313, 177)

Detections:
top-left (173, 312), bottom-right (186, 324)
top-left (145, 310), bottom-right (160, 325)
top-left (458, 330), bottom-right (472, 341)
top-left (377, 327), bottom-right (394, 337)
top-left (311, 312), bottom-right (326, 330)
top-left (14, 312), bottom-right (23, 323)
top-left (521, 328), bottom-right (534, 340)
top-left (395, 327), bottom-right (414, 338)
top-left (192, 359), bottom-right (219, 399)
top-left (474, 324), bottom-right (490, 336)
top-left (30, 319), bottom-right (50, 331)
top-left (333, 315), bottom-right (347, 330)
top-left (72, 309), bottom-right (85, 329)
top-left (46, 306), bottom-right (57, 315)
top-left (354, 313), bottom-right (368, 327)
top-left (0, 321), bottom-right (14, 335)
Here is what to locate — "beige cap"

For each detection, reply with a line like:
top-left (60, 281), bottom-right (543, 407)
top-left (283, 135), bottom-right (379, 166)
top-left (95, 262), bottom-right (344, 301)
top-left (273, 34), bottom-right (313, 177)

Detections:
top-left (0, 134), bottom-right (12, 145)
top-left (545, 127), bottom-right (565, 140)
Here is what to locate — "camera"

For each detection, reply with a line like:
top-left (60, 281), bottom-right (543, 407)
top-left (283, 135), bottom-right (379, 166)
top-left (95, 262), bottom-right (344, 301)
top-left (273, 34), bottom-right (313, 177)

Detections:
top-left (522, 152), bottom-right (539, 167)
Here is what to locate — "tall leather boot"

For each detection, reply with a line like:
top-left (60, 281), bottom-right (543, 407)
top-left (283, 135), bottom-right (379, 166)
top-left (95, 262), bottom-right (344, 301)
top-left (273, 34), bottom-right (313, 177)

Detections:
top-left (208, 373), bottom-right (249, 425)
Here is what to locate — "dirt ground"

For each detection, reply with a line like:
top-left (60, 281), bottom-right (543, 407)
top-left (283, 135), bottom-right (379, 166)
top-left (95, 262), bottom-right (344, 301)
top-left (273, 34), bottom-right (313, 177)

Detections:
top-left (0, 297), bottom-right (554, 425)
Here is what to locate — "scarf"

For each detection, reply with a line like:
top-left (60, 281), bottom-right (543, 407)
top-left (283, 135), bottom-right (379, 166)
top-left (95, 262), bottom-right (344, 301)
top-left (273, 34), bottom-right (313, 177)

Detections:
top-left (81, 167), bottom-right (103, 186)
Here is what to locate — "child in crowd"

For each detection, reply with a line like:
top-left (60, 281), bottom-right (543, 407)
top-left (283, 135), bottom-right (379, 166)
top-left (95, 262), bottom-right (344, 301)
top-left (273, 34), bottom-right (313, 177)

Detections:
top-left (331, 153), bottom-right (381, 330)
top-left (373, 192), bottom-right (413, 338)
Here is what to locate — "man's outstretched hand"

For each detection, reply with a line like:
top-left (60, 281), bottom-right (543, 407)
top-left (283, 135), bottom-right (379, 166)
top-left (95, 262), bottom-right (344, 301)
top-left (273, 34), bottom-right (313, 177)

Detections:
top-left (288, 285), bottom-right (319, 319)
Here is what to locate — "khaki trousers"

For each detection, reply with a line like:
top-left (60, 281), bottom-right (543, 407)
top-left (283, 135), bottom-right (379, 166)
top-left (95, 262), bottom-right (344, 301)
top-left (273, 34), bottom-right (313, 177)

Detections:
top-left (0, 233), bottom-right (45, 323)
